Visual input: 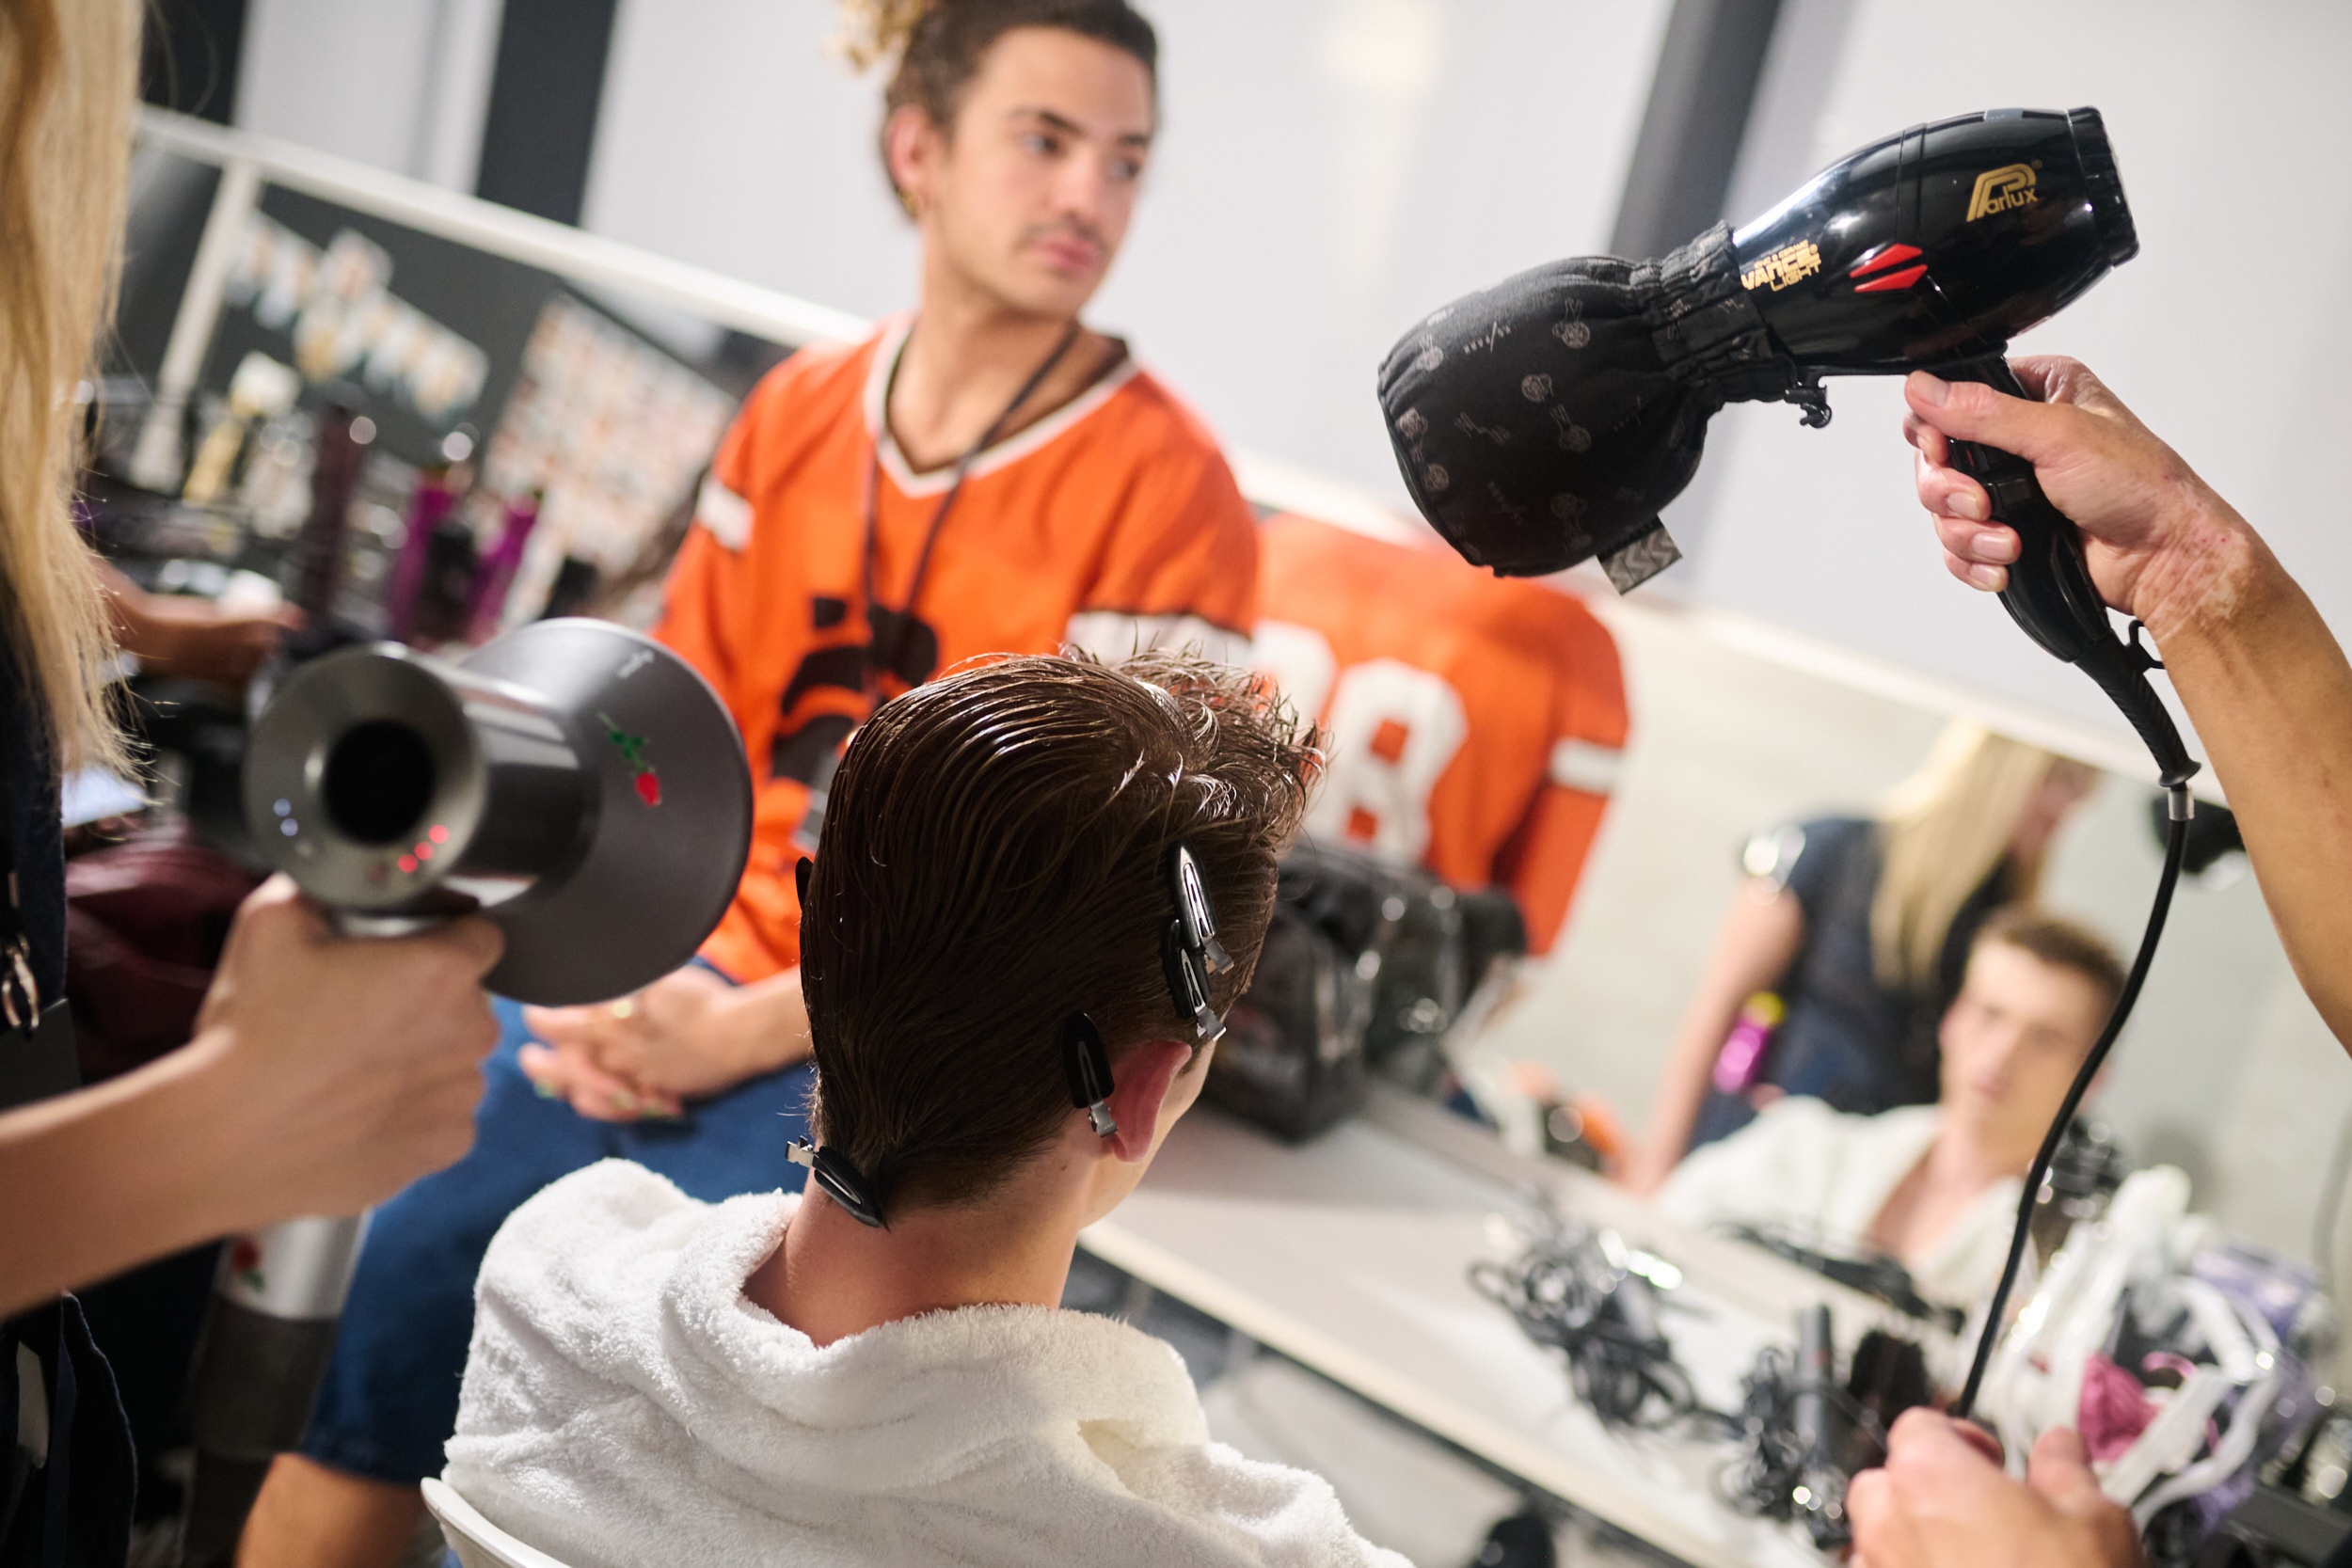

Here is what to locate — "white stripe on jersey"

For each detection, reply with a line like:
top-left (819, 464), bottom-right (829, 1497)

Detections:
top-left (695, 476), bottom-right (755, 550)
top-left (1549, 736), bottom-right (1625, 796)
top-left (1064, 611), bottom-right (1249, 669)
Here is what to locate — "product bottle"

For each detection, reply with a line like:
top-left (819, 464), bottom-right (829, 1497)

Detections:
top-left (410, 517), bottom-right (481, 648)
top-left (384, 467), bottom-right (457, 641)
top-left (292, 400), bottom-right (368, 623)
top-left (467, 490), bottom-right (543, 642)
top-left (1710, 991), bottom-right (1787, 1096)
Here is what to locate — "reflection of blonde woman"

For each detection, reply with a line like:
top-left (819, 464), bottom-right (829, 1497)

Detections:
top-left (1623, 721), bottom-right (2097, 1195)
top-left (0, 2), bottom-right (500, 1547)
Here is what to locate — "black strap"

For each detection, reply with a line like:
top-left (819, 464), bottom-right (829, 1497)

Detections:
top-left (37, 1311), bottom-right (73, 1568)
top-left (0, 756), bottom-right (35, 1038)
top-left (0, 1004), bottom-right (77, 1114)
top-left (859, 319), bottom-right (1091, 689)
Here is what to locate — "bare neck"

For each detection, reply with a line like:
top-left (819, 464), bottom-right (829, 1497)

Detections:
top-left (1870, 1113), bottom-right (2033, 1266)
top-left (1923, 1111), bottom-right (2038, 1194)
top-left (887, 256), bottom-right (1109, 473)
top-left (745, 1180), bottom-right (1084, 1348)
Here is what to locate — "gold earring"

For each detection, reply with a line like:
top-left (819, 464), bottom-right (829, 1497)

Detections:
top-left (898, 187), bottom-right (921, 218)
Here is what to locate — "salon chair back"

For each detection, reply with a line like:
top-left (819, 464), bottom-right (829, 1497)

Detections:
top-left (421, 1478), bottom-right (576, 1568)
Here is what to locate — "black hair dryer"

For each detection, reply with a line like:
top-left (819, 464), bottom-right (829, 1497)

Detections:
top-left (177, 621), bottom-right (752, 1565)
top-left (1378, 107), bottom-right (2198, 788)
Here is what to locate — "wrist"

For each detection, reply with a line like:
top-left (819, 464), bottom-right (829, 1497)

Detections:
top-left (2129, 491), bottom-right (2267, 650)
top-left (137, 1027), bottom-right (274, 1237)
top-left (716, 973), bottom-right (811, 1078)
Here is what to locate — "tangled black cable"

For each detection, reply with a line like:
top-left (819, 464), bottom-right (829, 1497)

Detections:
top-left (1714, 1343), bottom-right (1888, 1551)
top-left (1722, 1223), bottom-right (1963, 1335)
top-left (1468, 1220), bottom-right (1732, 1434)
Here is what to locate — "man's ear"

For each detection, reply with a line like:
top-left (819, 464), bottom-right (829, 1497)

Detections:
top-left (1100, 1037), bottom-right (1192, 1164)
top-left (882, 104), bottom-right (940, 214)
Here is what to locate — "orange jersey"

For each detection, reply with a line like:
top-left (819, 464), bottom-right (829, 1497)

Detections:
top-left (658, 318), bottom-right (1258, 982)
top-left (1252, 513), bottom-right (1628, 955)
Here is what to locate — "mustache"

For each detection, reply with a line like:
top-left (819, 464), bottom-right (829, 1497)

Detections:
top-left (1019, 220), bottom-right (1109, 257)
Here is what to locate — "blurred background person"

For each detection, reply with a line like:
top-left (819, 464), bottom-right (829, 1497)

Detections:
top-left (98, 560), bottom-right (298, 696)
top-left (1658, 907), bottom-right (2122, 1315)
top-left (1624, 721), bottom-right (2097, 1193)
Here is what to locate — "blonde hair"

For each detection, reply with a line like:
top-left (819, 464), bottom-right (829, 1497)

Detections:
top-left (0, 0), bottom-right (137, 771)
top-left (835, 0), bottom-right (934, 71)
top-left (1870, 721), bottom-right (2091, 990)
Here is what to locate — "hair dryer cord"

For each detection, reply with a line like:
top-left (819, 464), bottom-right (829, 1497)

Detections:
top-left (1950, 783), bottom-right (2193, 1420)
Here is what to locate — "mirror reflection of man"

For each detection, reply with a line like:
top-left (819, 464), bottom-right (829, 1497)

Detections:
top-left (1658, 909), bottom-right (2122, 1315)
top-left (240, 4), bottom-right (1260, 1562)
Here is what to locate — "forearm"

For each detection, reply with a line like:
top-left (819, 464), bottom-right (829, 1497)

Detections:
top-left (97, 561), bottom-right (161, 659)
top-left (713, 968), bottom-right (813, 1078)
top-left (0, 1040), bottom-right (240, 1315)
top-left (1634, 886), bottom-right (1803, 1181)
top-left (1640, 1001), bottom-right (1741, 1166)
top-left (2148, 522), bottom-right (2352, 1044)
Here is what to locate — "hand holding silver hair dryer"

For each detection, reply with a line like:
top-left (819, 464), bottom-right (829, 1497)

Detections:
top-left (178, 620), bottom-right (751, 1564)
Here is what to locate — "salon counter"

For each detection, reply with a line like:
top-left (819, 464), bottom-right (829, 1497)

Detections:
top-left (1080, 1085), bottom-right (1947, 1568)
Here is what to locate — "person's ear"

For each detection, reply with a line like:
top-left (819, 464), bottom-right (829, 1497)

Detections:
top-left (882, 105), bottom-right (941, 218)
top-left (1937, 997), bottom-right (1965, 1058)
top-left (1100, 1037), bottom-right (1191, 1164)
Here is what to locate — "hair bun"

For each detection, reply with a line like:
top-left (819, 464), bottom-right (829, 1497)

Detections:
top-left (835, 0), bottom-right (942, 71)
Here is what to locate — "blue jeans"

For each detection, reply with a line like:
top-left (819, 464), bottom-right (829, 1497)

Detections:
top-left (299, 997), bottom-right (812, 1485)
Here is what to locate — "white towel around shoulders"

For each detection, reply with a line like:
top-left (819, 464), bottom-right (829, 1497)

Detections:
top-left (445, 1159), bottom-right (1408, 1568)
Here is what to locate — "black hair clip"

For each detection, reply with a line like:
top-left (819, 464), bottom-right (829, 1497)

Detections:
top-left (1161, 844), bottom-right (1228, 1044)
top-left (787, 1137), bottom-right (886, 1228)
top-left (794, 855), bottom-right (813, 904)
top-left (1063, 1013), bottom-right (1118, 1137)
top-left (1170, 845), bottom-right (1233, 976)
top-left (1162, 926), bottom-right (1223, 1044)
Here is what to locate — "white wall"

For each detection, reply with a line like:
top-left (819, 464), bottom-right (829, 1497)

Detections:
top-left (581, 0), bottom-right (1671, 494)
top-left (238, 0), bottom-right (502, 191)
top-left (1670, 0), bottom-right (2352, 768)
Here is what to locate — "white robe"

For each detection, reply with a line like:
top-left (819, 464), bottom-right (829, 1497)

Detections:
top-left (446, 1161), bottom-right (1409, 1568)
top-left (1656, 1097), bottom-right (2022, 1312)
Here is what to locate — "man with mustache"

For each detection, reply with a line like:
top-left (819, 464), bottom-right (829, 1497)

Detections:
top-left (240, 4), bottom-right (1258, 1561)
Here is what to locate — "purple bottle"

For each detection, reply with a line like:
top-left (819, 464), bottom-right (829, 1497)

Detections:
top-left (1710, 991), bottom-right (1787, 1095)
top-left (385, 467), bottom-right (457, 642)
top-left (467, 490), bottom-right (543, 643)
top-left (293, 402), bottom-right (367, 622)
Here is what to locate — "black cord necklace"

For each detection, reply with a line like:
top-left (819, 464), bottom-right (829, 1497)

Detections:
top-left (860, 317), bottom-right (1089, 690)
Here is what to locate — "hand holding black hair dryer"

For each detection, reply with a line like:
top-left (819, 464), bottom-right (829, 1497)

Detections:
top-left (1377, 105), bottom-right (2196, 787)
top-left (178, 621), bottom-right (751, 1565)
top-left (1382, 106), bottom-right (2207, 1427)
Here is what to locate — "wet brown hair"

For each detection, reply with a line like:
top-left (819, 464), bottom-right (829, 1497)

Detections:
top-left (800, 651), bottom-right (1316, 1214)
top-left (837, 0), bottom-right (1159, 206)
top-left (1974, 905), bottom-right (2125, 1015)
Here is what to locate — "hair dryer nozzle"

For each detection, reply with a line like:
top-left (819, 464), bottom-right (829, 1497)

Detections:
top-left (1376, 225), bottom-right (1816, 587)
top-left (2067, 107), bottom-right (2138, 268)
top-left (244, 620), bottom-right (753, 1004)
